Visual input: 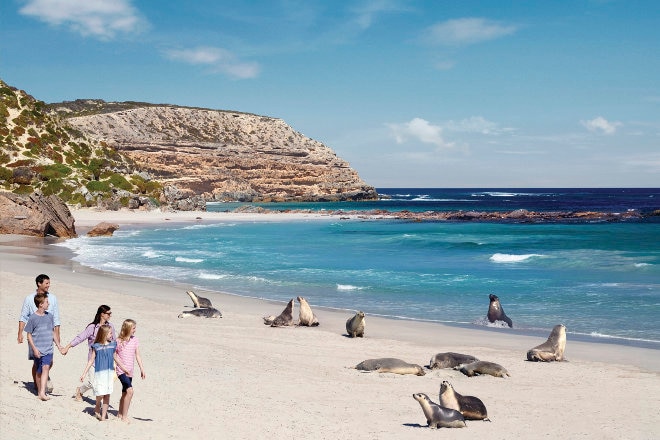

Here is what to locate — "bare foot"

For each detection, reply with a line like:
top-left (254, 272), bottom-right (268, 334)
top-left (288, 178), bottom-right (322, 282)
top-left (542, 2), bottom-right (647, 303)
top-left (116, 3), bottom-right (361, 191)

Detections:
top-left (74, 387), bottom-right (82, 401)
top-left (95, 412), bottom-right (102, 421)
top-left (38, 395), bottom-right (50, 401)
top-left (121, 417), bottom-right (131, 425)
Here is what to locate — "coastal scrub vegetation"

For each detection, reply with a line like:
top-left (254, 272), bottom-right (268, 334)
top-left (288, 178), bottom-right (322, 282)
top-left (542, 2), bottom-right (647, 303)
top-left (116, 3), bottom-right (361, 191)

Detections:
top-left (0, 79), bottom-right (162, 207)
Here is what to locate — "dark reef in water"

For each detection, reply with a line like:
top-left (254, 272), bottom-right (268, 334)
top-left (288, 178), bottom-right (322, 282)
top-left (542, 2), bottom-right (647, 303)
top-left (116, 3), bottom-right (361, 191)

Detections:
top-left (231, 205), bottom-right (659, 223)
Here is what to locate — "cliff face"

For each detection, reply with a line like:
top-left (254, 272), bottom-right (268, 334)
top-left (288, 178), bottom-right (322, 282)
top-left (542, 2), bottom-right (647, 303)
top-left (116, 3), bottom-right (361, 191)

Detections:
top-left (58, 102), bottom-right (377, 202)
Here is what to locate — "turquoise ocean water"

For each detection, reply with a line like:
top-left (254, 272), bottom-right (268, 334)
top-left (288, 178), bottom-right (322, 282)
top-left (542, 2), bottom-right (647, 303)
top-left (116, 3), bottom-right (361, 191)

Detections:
top-left (58, 188), bottom-right (660, 347)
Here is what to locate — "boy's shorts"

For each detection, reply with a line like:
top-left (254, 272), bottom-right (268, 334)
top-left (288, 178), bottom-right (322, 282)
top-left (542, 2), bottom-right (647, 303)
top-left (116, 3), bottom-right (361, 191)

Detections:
top-left (118, 373), bottom-right (133, 392)
top-left (33, 353), bottom-right (53, 374)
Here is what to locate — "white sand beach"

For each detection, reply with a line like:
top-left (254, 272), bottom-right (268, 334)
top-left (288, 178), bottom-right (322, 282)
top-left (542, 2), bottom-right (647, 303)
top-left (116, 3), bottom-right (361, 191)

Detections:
top-left (1, 209), bottom-right (659, 439)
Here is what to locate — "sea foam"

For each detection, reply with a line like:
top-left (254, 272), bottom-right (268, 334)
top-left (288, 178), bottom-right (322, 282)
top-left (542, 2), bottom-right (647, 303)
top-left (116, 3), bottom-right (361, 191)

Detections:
top-left (175, 257), bottom-right (204, 263)
top-left (490, 253), bottom-right (543, 263)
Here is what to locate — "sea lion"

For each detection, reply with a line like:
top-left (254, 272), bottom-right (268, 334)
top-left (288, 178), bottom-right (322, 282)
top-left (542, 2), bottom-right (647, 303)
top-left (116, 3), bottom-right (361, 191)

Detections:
top-left (186, 290), bottom-right (213, 308)
top-left (270, 299), bottom-right (295, 327)
top-left (429, 352), bottom-right (479, 369)
top-left (412, 393), bottom-right (466, 429)
top-left (527, 324), bottom-right (567, 362)
top-left (459, 360), bottom-right (510, 378)
top-left (439, 381), bottom-right (490, 421)
top-left (296, 296), bottom-right (319, 326)
top-left (346, 311), bottom-right (365, 337)
top-left (355, 358), bottom-right (425, 376)
top-left (178, 308), bottom-right (222, 318)
top-left (487, 294), bottom-right (513, 327)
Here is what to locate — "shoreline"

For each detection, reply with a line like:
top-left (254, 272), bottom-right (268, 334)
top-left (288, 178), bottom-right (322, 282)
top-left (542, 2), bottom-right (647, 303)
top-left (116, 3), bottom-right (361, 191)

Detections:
top-left (1, 209), bottom-right (659, 438)
top-left (69, 208), bottom-right (660, 351)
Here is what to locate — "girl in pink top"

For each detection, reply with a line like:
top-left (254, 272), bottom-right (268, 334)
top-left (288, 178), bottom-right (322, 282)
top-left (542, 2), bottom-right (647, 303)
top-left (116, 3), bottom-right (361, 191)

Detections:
top-left (115, 319), bottom-right (146, 423)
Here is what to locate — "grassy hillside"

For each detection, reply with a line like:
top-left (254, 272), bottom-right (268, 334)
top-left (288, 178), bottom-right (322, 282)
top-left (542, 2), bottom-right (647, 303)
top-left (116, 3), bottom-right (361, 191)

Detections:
top-left (0, 79), bottom-right (162, 207)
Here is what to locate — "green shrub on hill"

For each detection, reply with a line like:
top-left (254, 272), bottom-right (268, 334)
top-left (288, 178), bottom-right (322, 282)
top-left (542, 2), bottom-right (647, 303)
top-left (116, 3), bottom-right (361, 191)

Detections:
top-left (40, 163), bottom-right (72, 180)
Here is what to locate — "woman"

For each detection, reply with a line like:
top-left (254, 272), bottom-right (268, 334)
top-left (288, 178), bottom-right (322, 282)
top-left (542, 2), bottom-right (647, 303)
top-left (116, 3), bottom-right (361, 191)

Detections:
top-left (60, 305), bottom-right (116, 401)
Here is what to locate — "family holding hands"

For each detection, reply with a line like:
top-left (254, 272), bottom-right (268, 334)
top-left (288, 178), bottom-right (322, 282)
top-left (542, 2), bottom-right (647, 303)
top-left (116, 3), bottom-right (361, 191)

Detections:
top-left (18, 274), bottom-right (146, 423)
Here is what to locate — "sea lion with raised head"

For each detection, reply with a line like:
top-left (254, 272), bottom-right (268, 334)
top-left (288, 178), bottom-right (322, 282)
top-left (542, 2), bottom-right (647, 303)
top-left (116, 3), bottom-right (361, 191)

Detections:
top-left (412, 393), bottom-right (466, 429)
top-left (487, 294), bottom-right (513, 327)
top-left (439, 381), bottom-right (490, 421)
top-left (296, 296), bottom-right (319, 326)
top-left (429, 352), bottom-right (479, 370)
top-left (178, 308), bottom-right (222, 318)
top-left (527, 324), bottom-right (567, 362)
top-left (346, 311), bottom-right (365, 337)
top-left (459, 360), bottom-right (510, 378)
top-left (355, 358), bottom-right (425, 376)
top-left (270, 299), bottom-right (295, 327)
top-left (186, 290), bottom-right (213, 308)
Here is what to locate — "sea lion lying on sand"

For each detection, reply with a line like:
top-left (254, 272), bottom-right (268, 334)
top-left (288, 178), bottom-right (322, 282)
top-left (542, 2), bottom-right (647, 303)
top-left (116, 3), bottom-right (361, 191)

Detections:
top-left (296, 296), bottom-right (319, 326)
top-left (178, 308), bottom-right (222, 318)
top-left (429, 352), bottom-right (479, 369)
top-left (527, 324), bottom-right (567, 362)
top-left (439, 381), bottom-right (490, 421)
top-left (412, 393), bottom-right (466, 429)
top-left (355, 358), bottom-right (425, 376)
top-left (186, 290), bottom-right (213, 308)
top-left (459, 360), bottom-right (510, 378)
top-left (346, 311), bottom-right (365, 337)
top-left (487, 294), bottom-right (513, 327)
top-left (270, 299), bottom-right (295, 327)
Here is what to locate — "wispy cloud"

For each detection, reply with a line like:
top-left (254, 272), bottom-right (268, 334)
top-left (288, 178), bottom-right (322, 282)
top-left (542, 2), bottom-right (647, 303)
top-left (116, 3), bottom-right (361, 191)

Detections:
top-left (387, 118), bottom-right (455, 149)
top-left (424, 17), bottom-right (518, 46)
top-left (350, 0), bottom-right (410, 30)
top-left (581, 116), bottom-right (622, 135)
top-left (163, 47), bottom-right (260, 79)
top-left (387, 116), bottom-right (515, 149)
top-left (19, 0), bottom-right (146, 40)
top-left (445, 116), bottom-right (514, 135)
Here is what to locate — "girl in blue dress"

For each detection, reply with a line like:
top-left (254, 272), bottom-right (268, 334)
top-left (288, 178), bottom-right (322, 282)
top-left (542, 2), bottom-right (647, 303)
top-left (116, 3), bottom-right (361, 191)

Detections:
top-left (80, 324), bottom-right (128, 421)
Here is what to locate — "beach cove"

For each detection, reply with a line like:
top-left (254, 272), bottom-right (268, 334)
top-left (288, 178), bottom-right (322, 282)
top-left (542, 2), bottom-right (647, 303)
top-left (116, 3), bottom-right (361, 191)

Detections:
top-left (1, 209), bottom-right (659, 439)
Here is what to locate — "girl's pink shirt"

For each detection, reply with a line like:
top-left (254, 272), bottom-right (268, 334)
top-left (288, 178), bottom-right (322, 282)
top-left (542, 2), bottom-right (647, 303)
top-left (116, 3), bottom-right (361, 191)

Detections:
top-left (115, 336), bottom-right (139, 376)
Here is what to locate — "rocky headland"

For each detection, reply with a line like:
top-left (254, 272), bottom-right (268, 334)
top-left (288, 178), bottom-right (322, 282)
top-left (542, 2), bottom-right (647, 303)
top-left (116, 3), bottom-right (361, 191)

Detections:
top-left (52, 99), bottom-right (378, 203)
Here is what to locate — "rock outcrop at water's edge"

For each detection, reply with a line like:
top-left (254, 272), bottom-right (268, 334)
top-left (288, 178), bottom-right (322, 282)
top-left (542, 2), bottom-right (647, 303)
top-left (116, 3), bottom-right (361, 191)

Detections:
top-left (0, 191), bottom-right (77, 238)
top-left (51, 101), bottom-right (378, 203)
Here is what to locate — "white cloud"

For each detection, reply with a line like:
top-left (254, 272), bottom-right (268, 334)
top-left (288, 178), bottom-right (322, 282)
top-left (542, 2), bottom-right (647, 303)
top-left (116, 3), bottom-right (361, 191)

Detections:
top-left (387, 118), bottom-right (454, 148)
top-left (164, 47), bottom-right (260, 80)
top-left (445, 116), bottom-right (513, 135)
top-left (425, 17), bottom-right (517, 46)
top-left (581, 116), bottom-right (622, 135)
top-left (19, 0), bottom-right (146, 40)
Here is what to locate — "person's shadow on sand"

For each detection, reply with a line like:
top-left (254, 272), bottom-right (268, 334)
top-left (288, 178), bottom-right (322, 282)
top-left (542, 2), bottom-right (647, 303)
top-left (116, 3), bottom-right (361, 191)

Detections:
top-left (19, 380), bottom-right (62, 398)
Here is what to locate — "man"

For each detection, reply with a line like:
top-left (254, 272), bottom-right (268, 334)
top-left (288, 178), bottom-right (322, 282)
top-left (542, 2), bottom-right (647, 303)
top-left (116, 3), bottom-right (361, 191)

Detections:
top-left (18, 274), bottom-right (61, 392)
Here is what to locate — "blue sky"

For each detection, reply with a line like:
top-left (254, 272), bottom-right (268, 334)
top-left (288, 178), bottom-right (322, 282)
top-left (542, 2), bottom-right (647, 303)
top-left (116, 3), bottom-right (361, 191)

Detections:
top-left (1, 0), bottom-right (658, 187)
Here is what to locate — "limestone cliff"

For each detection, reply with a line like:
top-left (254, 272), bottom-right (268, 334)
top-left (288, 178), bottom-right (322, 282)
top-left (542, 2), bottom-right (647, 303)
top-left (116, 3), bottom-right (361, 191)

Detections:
top-left (54, 101), bottom-right (378, 202)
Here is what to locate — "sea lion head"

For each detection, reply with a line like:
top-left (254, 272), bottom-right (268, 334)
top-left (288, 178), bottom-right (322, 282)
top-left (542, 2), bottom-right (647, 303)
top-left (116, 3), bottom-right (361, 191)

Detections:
top-left (439, 381), bottom-right (453, 395)
top-left (414, 365), bottom-right (426, 376)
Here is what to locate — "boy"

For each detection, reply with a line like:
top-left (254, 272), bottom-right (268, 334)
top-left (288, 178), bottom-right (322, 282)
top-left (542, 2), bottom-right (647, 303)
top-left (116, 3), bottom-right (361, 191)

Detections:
top-left (25, 293), bottom-right (61, 401)
top-left (18, 274), bottom-right (61, 393)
